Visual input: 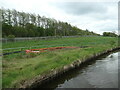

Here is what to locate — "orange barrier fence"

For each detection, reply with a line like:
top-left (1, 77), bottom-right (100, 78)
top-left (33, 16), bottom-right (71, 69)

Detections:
top-left (25, 47), bottom-right (78, 53)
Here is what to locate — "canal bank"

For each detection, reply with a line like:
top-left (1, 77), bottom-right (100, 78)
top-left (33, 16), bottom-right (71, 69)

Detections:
top-left (44, 49), bottom-right (119, 88)
top-left (19, 46), bottom-right (120, 88)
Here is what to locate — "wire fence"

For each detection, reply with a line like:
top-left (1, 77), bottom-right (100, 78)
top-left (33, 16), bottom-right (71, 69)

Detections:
top-left (2, 44), bottom-right (69, 56)
top-left (1, 35), bottom-right (99, 43)
top-left (1, 35), bottom-right (100, 55)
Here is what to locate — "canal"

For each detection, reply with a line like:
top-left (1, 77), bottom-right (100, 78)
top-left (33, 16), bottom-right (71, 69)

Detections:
top-left (38, 51), bottom-right (119, 88)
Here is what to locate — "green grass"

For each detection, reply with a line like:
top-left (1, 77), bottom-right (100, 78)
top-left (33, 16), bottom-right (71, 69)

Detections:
top-left (2, 36), bottom-right (119, 88)
top-left (3, 36), bottom-right (117, 49)
top-left (2, 36), bottom-right (118, 53)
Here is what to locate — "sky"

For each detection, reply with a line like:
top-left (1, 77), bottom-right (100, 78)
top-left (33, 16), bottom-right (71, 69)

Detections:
top-left (0, 0), bottom-right (119, 35)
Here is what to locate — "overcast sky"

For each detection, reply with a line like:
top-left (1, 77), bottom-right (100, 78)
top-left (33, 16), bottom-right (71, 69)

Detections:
top-left (0, 0), bottom-right (119, 35)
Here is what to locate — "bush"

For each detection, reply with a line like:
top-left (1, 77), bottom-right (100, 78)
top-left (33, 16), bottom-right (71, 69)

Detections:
top-left (7, 35), bottom-right (15, 38)
top-left (7, 35), bottom-right (15, 42)
top-left (103, 32), bottom-right (117, 37)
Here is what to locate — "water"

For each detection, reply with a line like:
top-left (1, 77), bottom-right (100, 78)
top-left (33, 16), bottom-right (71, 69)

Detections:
top-left (39, 51), bottom-right (119, 88)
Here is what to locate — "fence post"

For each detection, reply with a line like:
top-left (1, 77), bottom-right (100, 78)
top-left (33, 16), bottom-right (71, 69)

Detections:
top-left (6, 39), bottom-right (7, 43)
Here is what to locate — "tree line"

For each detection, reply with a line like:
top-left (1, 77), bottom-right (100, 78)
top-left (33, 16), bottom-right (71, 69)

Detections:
top-left (103, 32), bottom-right (118, 37)
top-left (1, 8), bottom-right (100, 37)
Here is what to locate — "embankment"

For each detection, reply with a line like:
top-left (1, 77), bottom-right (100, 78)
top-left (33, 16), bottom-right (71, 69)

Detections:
top-left (19, 46), bottom-right (120, 88)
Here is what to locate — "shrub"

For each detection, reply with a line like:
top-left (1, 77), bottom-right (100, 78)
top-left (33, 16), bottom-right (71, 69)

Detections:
top-left (7, 35), bottom-right (15, 42)
top-left (7, 35), bottom-right (15, 38)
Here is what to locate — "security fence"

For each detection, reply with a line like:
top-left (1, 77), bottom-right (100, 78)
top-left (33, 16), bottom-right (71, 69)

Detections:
top-left (1, 35), bottom-right (100, 43)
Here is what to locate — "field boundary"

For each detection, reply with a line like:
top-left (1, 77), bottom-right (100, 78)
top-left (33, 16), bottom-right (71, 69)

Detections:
top-left (1, 35), bottom-right (100, 43)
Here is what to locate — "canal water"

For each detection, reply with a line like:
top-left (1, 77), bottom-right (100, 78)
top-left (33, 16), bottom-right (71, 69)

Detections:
top-left (39, 51), bottom-right (119, 88)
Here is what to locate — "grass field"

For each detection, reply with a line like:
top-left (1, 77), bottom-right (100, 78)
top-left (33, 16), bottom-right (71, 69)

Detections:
top-left (3, 36), bottom-right (117, 49)
top-left (2, 36), bottom-right (118, 88)
top-left (3, 36), bottom-right (117, 53)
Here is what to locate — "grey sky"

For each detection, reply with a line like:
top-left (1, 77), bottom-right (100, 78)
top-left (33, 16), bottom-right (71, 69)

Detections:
top-left (52, 2), bottom-right (107, 15)
top-left (0, 0), bottom-right (119, 35)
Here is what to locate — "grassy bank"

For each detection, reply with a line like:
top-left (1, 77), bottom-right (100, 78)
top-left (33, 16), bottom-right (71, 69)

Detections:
top-left (3, 36), bottom-right (117, 53)
top-left (2, 36), bottom-right (118, 88)
top-left (3, 36), bottom-right (117, 49)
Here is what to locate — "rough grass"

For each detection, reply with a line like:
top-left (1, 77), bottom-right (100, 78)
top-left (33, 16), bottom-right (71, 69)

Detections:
top-left (2, 36), bottom-right (118, 88)
top-left (2, 36), bottom-right (118, 54)
top-left (3, 36), bottom-right (117, 49)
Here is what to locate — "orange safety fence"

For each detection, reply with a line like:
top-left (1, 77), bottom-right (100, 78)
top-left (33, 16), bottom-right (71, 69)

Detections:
top-left (25, 46), bottom-right (78, 53)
